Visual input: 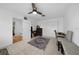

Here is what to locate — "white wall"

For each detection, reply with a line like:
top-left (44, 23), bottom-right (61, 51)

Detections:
top-left (57, 17), bottom-right (64, 32)
top-left (37, 17), bottom-right (64, 37)
top-left (64, 4), bottom-right (79, 46)
top-left (0, 8), bottom-right (23, 49)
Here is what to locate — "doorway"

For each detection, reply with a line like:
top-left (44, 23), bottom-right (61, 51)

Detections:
top-left (12, 18), bottom-right (23, 43)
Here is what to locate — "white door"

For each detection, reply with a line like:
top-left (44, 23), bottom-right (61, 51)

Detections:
top-left (23, 20), bottom-right (31, 41)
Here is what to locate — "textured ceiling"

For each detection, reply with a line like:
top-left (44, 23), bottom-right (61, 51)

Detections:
top-left (0, 3), bottom-right (71, 20)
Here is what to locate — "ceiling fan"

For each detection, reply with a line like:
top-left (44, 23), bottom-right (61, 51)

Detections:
top-left (28, 3), bottom-right (45, 17)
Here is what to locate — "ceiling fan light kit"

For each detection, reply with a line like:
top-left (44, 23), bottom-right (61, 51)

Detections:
top-left (32, 11), bottom-right (37, 14)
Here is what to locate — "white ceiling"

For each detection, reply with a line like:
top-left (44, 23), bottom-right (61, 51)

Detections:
top-left (0, 3), bottom-right (71, 20)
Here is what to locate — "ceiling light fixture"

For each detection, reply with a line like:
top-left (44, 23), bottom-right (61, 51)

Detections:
top-left (28, 3), bottom-right (45, 17)
top-left (32, 11), bottom-right (37, 14)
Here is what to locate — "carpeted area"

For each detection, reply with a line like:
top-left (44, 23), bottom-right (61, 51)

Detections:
top-left (28, 36), bottom-right (50, 50)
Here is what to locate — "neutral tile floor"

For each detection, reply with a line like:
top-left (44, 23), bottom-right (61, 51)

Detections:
top-left (6, 38), bottom-right (62, 55)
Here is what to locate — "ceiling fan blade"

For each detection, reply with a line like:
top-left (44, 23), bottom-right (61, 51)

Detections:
top-left (28, 11), bottom-right (33, 14)
top-left (37, 11), bottom-right (42, 14)
top-left (37, 11), bottom-right (45, 17)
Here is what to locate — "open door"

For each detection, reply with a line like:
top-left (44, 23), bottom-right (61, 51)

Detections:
top-left (12, 18), bottom-right (23, 43)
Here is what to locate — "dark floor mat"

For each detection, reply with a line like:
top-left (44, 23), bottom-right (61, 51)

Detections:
top-left (28, 36), bottom-right (50, 50)
top-left (0, 48), bottom-right (9, 55)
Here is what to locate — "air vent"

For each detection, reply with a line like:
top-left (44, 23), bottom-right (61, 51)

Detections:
top-left (24, 17), bottom-right (27, 20)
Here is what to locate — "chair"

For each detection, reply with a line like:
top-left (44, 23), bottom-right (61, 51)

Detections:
top-left (66, 31), bottom-right (73, 42)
